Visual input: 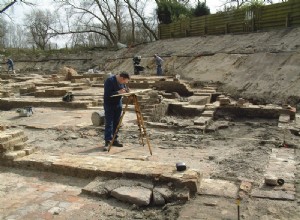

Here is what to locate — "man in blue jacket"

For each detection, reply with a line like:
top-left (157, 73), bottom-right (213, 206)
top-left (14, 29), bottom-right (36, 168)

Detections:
top-left (6, 58), bottom-right (15, 74)
top-left (103, 72), bottom-right (130, 151)
top-left (154, 54), bottom-right (163, 76)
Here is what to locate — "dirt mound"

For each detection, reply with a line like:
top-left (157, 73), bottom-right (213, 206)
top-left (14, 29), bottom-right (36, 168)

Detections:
top-left (58, 66), bottom-right (79, 80)
top-left (14, 27), bottom-right (300, 107)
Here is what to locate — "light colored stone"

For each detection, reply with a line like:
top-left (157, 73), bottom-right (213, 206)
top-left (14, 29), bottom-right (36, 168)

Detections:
top-left (240, 181), bottom-right (252, 193)
top-left (111, 186), bottom-right (152, 206)
top-left (91, 111), bottom-right (105, 126)
top-left (201, 110), bottom-right (214, 117)
top-left (194, 116), bottom-right (212, 126)
top-left (199, 179), bottom-right (238, 198)
top-left (251, 189), bottom-right (295, 201)
top-left (13, 153), bottom-right (202, 195)
top-left (278, 114), bottom-right (290, 123)
top-left (153, 187), bottom-right (173, 202)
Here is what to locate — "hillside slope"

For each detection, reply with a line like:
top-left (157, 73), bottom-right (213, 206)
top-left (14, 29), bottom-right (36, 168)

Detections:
top-left (124, 27), bottom-right (300, 106)
top-left (13, 27), bottom-right (300, 106)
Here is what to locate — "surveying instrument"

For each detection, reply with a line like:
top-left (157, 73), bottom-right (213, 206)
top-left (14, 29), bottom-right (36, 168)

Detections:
top-left (108, 89), bottom-right (153, 155)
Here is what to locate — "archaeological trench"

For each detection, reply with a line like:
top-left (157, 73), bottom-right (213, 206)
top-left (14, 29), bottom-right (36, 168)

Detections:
top-left (0, 28), bottom-right (300, 219)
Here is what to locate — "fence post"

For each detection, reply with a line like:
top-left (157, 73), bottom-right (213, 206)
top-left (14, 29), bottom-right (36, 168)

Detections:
top-left (285, 13), bottom-right (290, 27)
top-left (158, 25), bottom-right (161, 40)
top-left (225, 23), bottom-right (229, 34)
top-left (251, 15), bottom-right (255, 32)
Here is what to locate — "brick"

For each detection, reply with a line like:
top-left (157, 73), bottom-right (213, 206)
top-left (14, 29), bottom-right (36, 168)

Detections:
top-left (24, 147), bottom-right (36, 155)
top-left (194, 116), bottom-right (212, 126)
top-left (3, 150), bottom-right (26, 160)
top-left (0, 134), bottom-right (11, 142)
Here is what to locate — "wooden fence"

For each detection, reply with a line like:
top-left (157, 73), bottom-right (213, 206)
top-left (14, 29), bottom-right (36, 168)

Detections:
top-left (158, 0), bottom-right (300, 39)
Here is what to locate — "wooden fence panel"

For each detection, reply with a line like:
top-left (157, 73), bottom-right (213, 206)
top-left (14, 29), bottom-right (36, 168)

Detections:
top-left (158, 1), bottom-right (300, 39)
top-left (189, 17), bottom-right (206, 36)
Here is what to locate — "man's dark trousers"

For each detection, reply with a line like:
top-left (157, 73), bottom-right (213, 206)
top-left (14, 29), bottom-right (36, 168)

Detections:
top-left (104, 103), bottom-right (122, 142)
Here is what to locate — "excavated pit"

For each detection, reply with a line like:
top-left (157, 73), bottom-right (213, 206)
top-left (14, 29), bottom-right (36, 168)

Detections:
top-left (1, 27), bottom-right (300, 218)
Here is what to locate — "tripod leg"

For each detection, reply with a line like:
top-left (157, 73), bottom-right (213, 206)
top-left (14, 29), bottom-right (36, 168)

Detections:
top-left (108, 96), bottom-right (131, 152)
top-left (133, 95), bottom-right (145, 146)
top-left (133, 95), bottom-right (153, 155)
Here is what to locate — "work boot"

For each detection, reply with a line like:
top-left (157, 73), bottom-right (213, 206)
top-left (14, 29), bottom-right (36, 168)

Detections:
top-left (112, 140), bottom-right (123, 147)
top-left (103, 141), bottom-right (111, 151)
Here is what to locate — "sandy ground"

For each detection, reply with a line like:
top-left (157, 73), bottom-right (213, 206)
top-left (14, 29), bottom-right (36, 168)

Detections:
top-left (9, 27), bottom-right (300, 107)
top-left (1, 27), bottom-right (300, 219)
top-left (0, 106), bottom-right (299, 219)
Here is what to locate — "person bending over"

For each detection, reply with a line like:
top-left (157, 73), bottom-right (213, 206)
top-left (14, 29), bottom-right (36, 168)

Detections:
top-left (6, 58), bottom-right (15, 74)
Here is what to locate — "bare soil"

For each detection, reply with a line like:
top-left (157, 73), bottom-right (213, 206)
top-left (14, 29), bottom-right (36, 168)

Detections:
top-left (1, 27), bottom-right (300, 219)
top-left (0, 107), bottom-right (299, 219)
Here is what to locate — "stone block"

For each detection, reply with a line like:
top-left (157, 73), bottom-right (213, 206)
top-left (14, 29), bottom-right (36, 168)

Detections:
top-left (199, 179), bottom-right (238, 198)
top-left (240, 181), bottom-right (252, 193)
top-left (188, 96), bottom-right (210, 105)
top-left (3, 150), bottom-right (26, 160)
top-left (24, 147), bottom-right (36, 155)
top-left (82, 177), bottom-right (108, 198)
top-left (152, 191), bottom-right (165, 206)
top-left (14, 143), bottom-right (26, 151)
top-left (194, 116), bottom-right (212, 126)
top-left (5, 130), bottom-right (24, 138)
top-left (251, 189), bottom-right (295, 201)
top-left (197, 89), bottom-right (216, 94)
top-left (13, 153), bottom-right (202, 197)
top-left (219, 98), bottom-right (230, 105)
top-left (154, 187), bottom-right (173, 202)
top-left (111, 186), bottom-right (152, 206)
top-left (45, 89), bottom-right (68, 97)
top-left (34, 91), bottom-right (46, 97)
top-left (278, 114), bottom-right (290, 123)
top-left (202, 110), bottom-right (214, 117)
top-left (0, 134), bottom-right (11, 142)
top-left (0, 135), bottom-right (28, 151)
top-left (175, 188), bottom-right (190, 201)
top-left (91, 111), bottom-right (105, 126)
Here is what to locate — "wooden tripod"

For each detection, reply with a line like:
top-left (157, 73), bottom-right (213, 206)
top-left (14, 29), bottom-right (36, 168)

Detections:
top-left (108, 94), bottom-right (153, 155)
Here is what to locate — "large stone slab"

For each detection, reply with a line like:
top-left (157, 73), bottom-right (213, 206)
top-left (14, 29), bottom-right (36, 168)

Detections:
top-left (198, 179), bottom-right (238, 198)
top-left (111, 186), bottom-right (152, 206)
top-left (265, 148), bottom-right (296, 183)
top-left (194, 116), bottom-right (212, 126)
top-left (251, 189), bottom-right (295, 201)
top-left (10, 153), bottom-right (202, 195)
top-left (216, 105), bottom-right (296, 120)
top-left (252, 147), bottom-right (296, 201)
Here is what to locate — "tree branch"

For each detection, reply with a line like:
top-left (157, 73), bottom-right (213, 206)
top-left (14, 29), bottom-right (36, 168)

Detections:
top-left (0, 0), bottom-right (17, 14)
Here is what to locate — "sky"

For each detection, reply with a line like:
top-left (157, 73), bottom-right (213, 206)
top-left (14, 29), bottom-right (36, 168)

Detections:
top-left (6, 0), bottom-right (231, 19)
top-left (5, 0), bottom-right (284, 23)
top-left (3, 0), bottom-right (283, 47)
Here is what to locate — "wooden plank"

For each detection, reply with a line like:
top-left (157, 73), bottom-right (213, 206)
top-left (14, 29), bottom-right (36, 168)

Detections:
top-left (158, 0), bottom-right (300, 40)
top-left (261, 3), bottom-right (300, 15)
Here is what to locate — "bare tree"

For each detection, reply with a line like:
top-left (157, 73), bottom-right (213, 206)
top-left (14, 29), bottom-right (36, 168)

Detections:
top-left (53, 0), bottom-right (124, 47)
top-left (25, 9), bottom-right (58, 50)
top-left (127, 1), bottom-right (136, 43)
top-left (5, 23), bottom-right (29, 48)
top-left (0, 0), bottom-right (33, 14)
top-left (53, 0), bottom-right (158, 47)
top-left (0, 16), bottom-right (29, 48)
top-left (0, 17), bottom-right (7, 47)
top-left (124, 0), bottom-right (158, 41)
top-left (0, 0), bottom-right (19, 14)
